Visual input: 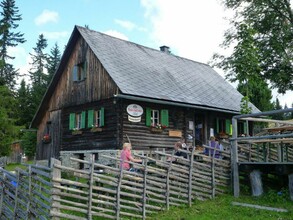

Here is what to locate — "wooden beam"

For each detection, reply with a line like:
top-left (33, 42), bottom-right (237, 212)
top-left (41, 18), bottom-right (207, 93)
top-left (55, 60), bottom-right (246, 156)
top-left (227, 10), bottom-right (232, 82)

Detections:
top-left (240, 117), bottom-right (293, 125)
top-left (232, 202), bottom-right (288, 212)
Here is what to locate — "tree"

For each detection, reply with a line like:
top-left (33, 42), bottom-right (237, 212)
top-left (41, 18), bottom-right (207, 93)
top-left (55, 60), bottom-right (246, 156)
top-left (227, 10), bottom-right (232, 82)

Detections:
top-left (29, 34), bottom-right (48, 113)
top-left (0, 0), bottom-right (25, 88)
top-left (215, 0), bottom-right (293, 94)
top-left (237, 78), bottom-right (273, 112)
top-left (21, 131), bottom-right (36, 159)
top-left (0, 85), bottom-right (19, 156)
top-left (272, 98), bottom-right (283, 120)
top-left (16, 79), bottom-right (33, 128)
top-left (46, 42), bottom-right (61, 85)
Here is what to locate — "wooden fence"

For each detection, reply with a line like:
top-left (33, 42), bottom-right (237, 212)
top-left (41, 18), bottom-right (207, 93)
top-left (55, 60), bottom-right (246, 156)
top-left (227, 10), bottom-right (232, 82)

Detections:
top-left (0, 148), bottom-right (231, 220)
top-left (0, 164), bottom-right (51, 219)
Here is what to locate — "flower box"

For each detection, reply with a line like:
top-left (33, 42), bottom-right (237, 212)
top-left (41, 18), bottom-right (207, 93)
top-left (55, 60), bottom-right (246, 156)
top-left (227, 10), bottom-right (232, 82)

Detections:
top-left (150, 127), bottom-right (163, 133)
top-left (91, 127), bottom-right (102, 133)
top-left (72, 130), bottom-right (83, 135)
top-left (42, 134), bottom-right (51, 144)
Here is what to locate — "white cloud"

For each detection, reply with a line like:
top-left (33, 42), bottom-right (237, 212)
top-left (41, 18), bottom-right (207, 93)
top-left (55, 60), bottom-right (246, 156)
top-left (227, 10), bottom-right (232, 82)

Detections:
top-left (140, 0), bottom-right (292, 107)
top-left (7, 46), bottom-right (26, 61)
top-left (103, 30), bottom-right (129, 41)
top-left (140, 0), bottom-right (231, 63)
top-left (115, 19), bottom-right (136, 31)
top-left (115, 19), bottom-right (147, 32)
top-left (35, 10), bottom-right (59, 26)
top-left (41, 31), bottom-right (69, 39)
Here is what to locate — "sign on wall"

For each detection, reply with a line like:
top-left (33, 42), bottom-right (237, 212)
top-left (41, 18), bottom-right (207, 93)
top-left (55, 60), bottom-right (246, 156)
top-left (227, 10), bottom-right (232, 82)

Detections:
top-left (127, 104), bottom-right (143, 122)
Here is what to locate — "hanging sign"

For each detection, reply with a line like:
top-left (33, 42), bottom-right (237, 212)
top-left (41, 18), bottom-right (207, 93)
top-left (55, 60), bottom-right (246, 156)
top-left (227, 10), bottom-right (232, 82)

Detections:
top-left (128, 115), bottom-right (141, 122)
top-left (126, 104), bottom-right (143, 117)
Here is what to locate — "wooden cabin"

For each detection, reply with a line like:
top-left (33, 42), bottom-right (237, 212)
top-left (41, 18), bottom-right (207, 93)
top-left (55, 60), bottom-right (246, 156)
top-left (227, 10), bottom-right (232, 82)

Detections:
top-left (31, 26), bottom-right (258, 161)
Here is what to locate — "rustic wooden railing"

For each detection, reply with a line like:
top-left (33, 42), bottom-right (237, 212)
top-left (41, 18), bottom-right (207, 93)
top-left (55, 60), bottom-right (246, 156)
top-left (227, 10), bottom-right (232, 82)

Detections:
top-left (0, 149), bottom-right (232, 220)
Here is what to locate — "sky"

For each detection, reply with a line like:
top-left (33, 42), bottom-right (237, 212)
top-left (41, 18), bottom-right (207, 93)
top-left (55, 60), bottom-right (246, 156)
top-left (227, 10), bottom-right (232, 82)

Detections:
top-left (9, 0), bottom-right (293, 107)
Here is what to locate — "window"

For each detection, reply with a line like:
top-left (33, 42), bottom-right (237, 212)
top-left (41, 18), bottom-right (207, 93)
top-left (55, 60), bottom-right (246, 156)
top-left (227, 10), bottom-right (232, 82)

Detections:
top-left (87, 108), bottom-right (105, 128)
top-left (146, 108), bottom-right (169, 127)
top-left (73, 61), bottom-right (87, 81)
top-left (215, 118), bottom-right (231, 135)
top-left (76, 113), bottom-right (82, 129)
top-left (69, 112), bottom-right (86, 130)
top-left (151, 110), bottom-right (160, 126)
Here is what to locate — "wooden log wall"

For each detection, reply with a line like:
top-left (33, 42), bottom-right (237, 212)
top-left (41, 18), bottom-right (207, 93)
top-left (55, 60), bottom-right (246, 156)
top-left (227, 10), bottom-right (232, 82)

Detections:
top-left (36, 36), bottom-right (120, 160)
top-left (122, 101), bottom-right (189, 150)
top-left (61, 98), bottom-right (119, 151)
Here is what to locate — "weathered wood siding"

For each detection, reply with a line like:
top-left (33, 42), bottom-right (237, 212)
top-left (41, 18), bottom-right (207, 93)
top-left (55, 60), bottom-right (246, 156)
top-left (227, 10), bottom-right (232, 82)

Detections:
top-left (36, 36), bottom-right (120, 159)
top-left (121, 100), bottom-right (188, 150)
top-left (61, 98), bottom-right (119, 151)
top-left (49, 37), bottom-right (119, 109)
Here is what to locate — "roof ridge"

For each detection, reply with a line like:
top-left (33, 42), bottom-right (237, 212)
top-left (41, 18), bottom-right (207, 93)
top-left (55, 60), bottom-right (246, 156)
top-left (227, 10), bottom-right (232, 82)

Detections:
top-left (76, 25), bottom-right (210, 67)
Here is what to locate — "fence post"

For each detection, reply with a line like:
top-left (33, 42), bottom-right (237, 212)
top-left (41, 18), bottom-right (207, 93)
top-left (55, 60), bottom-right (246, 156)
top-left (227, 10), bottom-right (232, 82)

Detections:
top-left (88, 154), bottom-right (95, 220)
top-left (13, 170), bottom-right (20, 220)
top-left (232, 117), bottom-right (239, 197)
top-left (51, 158), bottom-right (61, 220)
top-left (188, 147), bottom-right (195, 206)
top-left (166, 151), bottom-right (174, 210)
top-left (142, 159), bottom-right (148, 220)
top-left (289, 173), bottom-right (293, 201)
top-left (0, 172), bottom-right (5, 217)
top-left (26, 165), bottom-right (32, 219)
top-left (116, 161), bottom-right (123, 220)
top-left (211, 147), bottom-right (216, 198)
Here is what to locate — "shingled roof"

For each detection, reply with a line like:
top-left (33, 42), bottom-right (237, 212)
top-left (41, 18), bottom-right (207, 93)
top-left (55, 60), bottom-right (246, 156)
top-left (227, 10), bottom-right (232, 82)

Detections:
top-left (31, 26), bottom-right (258, 127)
top-left (77, 26), bottom-right (257, 113)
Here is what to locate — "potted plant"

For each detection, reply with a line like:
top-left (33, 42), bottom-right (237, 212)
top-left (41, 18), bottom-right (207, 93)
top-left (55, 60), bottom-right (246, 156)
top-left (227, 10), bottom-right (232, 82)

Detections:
top-left (72, 128), bottom-right (83, 135)
top-left (42, 134), bottom-right (51, 144)
top-left (150, 123), bottom-right (166, 133)
top-left (90, 124), bottom-right (103, 132)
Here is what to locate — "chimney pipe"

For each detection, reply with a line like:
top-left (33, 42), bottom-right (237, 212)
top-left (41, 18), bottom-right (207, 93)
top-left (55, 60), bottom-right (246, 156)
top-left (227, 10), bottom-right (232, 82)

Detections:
top-left (160, 45), bottom-right (170, 54)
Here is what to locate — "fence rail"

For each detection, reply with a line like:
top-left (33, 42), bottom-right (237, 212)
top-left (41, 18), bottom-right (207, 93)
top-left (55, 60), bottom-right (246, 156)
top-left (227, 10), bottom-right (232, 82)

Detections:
top-left (0, 148), bottom-right (231, 220)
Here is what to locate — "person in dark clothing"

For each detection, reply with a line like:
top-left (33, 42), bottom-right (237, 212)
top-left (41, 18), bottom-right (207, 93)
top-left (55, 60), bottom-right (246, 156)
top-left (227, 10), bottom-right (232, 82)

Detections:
top-left (168, 141), bottom-right (187, 162)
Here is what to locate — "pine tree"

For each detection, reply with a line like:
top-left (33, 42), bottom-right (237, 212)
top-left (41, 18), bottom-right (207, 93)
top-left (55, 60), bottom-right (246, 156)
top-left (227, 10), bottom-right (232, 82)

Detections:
top-left (46, 42), bottom-right (61, 85)
top-left (16, 79), bottom-right (33, 128)
top-left (0, 85), bottom-right (19, 156)
top-left (0, 0), bottom-right (25, 88)
top-left (29, 34), bottom-right (48, 113)
top-left (272, 98), bottom-right (283, 120)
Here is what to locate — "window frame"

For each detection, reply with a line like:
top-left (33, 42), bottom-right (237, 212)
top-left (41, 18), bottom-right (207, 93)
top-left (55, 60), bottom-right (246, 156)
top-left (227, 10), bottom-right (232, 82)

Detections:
top-left (73, 61), bottom-right (87, 82)
top-left (151, 109), bottom-right (160, 126)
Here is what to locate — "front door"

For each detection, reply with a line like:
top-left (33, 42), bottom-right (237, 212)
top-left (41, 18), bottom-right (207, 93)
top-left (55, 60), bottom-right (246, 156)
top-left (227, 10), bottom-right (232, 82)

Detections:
top-left (194, 114), bottom-right (205, 146)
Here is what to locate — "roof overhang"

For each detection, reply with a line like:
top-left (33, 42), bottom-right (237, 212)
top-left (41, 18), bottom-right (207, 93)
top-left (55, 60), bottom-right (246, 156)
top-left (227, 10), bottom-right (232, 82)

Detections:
top-left (115, 94), bottom-right (241, 115)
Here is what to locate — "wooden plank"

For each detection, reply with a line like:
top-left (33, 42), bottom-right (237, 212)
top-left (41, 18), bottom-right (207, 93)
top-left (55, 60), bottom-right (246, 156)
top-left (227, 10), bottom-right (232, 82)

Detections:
top-left (116, 164), bottom-right (123, 219)
top-left (142, 159), bottom-right (148, 220)
top-left (51, 158), bottom-right (61, 220)
top-left (166, 151), bottom-right (174, 210)
top-left (87, 154), bottom-right (95, 220)
top-left (188, 147), bottom-right (195, 206)
top-left (289, 173), bottom-right (293, 201)
top-left (232, 202), bottom-right (288, 212)
top-left (240, 117), bottom-right (293, 125)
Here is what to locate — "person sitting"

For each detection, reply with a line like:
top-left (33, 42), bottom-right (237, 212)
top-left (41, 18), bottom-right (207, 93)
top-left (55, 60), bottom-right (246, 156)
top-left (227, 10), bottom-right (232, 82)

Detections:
top-left (120, 143), bottom-right (142, 170)
top-left (167, 141), bottom-right (187, 162)
top-left (204, 136), bottom-right (221, 158)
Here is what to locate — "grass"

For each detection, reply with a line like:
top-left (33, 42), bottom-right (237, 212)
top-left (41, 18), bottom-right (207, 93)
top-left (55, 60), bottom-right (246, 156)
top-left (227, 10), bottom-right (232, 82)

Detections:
top-left (4, 161), bottom-right (34, 171)
top-left (151, 193), bottom-right (293, 220)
